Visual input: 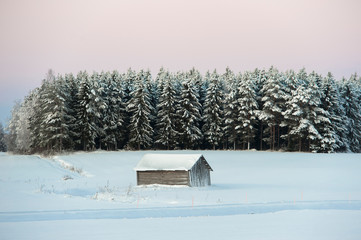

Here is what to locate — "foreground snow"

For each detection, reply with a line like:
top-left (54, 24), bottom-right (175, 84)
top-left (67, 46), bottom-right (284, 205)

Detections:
top-left (0, 151), bottom-right (361, 239)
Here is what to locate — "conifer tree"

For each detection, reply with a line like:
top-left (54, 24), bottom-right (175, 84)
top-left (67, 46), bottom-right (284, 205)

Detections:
top-left (177, 78), bottom-right (202, 149)
top-left (101, 71), bottom-right (125, 150)
top-left (340, 78), bottom-right (361, 152)
top-left (223, 71), bottom-right (239, 149)
top-left (43, 75), bottom-right (73, 152)
top-left (236, 71), bottom-right (259, 150)
top-left (259, 67), bottom-right (287, 150)
top-left (203, 70), bottom-right (224, 150)
top-left (75, 71), bottom-right (97, 151)
top-left (155, 72), bottom-right (179, 149)
top-left (0, 123), bottom-right (6, 152)
top-left (318, 73), bottom-right (343, 152)
top-left (127, 71), bottom-right (154, 150)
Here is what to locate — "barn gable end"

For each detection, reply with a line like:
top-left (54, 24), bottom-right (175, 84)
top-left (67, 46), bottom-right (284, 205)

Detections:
top-left (134, 154), bottom-right (212, 187)
top-left (189, 156), bottom-right (211, 187)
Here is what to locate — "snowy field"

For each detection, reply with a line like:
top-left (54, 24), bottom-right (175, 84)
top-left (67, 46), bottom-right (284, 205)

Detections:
top-left (0, 151), bottom-right (361, 240)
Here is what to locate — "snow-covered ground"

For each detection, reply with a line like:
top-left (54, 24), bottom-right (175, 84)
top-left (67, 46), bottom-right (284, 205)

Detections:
top-left (0, 151), bottom-right (361, 239)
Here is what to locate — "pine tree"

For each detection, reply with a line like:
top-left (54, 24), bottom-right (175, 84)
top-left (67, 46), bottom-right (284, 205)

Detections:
top-left (122, 68), bottom-right (136, 146)
top-left (155, 72), bottom-right (179, 149)
top-left (223, 70), bottom-right (239, 149)
top-left (0, 123), bottom-right (7, 152)
top-left (127, 71), bottom-right (154, 150)
top-left (307, 72), bottom-right (333, 152)
top-left (259, 67), bottom-right (287, 150)
top-left (6, 101), bottom-right (21, 152)
top-left (28, 70), bottom-right (58, 153)
top-left (236, 71), bottom-right (259, 150)
top-left (63, 73), bottom-right (78, 150)
top-left (340, 78), bottom-right (361, 152)
top-left (254, 69), bottom-right (268, 150)
top-left (202, 70), bottom-right (224, 150)
top-left (44, 75), bottom-right (73, 152)
top-left (75, 71), bottom-right (98, 151)
top-left (282, 70), bottom-right (326, 152)
top-left (318, 72), bottom-right (344, 152)
top-left (177, 77), bottom-right (202, 149)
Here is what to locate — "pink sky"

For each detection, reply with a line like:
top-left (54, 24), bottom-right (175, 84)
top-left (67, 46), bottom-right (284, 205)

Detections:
top-left (0, 0), bottom-right (361, 123)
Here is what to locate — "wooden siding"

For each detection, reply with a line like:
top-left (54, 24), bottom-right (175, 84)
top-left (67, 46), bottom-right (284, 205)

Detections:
top-left (189, 157), bottom-right (211, 187)
top-left (137, 170), bottom-right (189, 186)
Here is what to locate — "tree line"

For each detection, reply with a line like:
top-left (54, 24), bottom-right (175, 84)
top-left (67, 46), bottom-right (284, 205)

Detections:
top-left (4, 67), bottom-right (361, 154)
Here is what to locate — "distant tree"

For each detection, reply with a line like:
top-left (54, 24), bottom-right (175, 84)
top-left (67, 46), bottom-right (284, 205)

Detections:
top-left (259, 67), bottom-right (287, 150)
top-left (127, 71), bottom-right (154, 150)
top-left (0, 123), bottom-right (7, 152)
top-left (202, 70), bottom-right (224, 150)
top-left (43, 75), bottom-right (73, 152)
top-left (100, 71), bottom-right (125, 150)
top-left (75, 71), bottom-right (98, 151)
top-left (254, 69), bottom-right (267, 150)
top-left (318, 73), bottom-right (344, 152)
top-left (223, 71), bottom-right (239, 150)
top-left (236, 71), bottom-right (259, 150)
top-left (155, 72), bottom-right (179, 149)
top-left (177, 77), bottom-right (202, 149)
top-left (340, 78), bottom-right (361, 152)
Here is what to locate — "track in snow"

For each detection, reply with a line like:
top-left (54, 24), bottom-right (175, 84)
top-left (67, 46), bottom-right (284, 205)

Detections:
top-left (1, 200), bottom-right (360, 222)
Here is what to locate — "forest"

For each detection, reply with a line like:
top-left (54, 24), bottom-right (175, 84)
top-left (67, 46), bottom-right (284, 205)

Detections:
top-left (4, 66), bottom-right (361, 154)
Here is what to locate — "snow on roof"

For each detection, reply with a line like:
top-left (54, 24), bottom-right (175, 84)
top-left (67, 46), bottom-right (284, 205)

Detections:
top-left (134, 154), bottom-right (204, 171)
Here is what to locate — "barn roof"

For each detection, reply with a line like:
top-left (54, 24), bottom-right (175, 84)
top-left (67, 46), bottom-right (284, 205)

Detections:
top-left (134, 154), bottom-right (212, 171)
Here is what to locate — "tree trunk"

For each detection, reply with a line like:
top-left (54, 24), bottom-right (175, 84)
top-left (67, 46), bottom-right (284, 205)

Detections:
top-left (277, 125), bottom-right (280, 149)
top-left (260, 123), bottom-right (263, 151)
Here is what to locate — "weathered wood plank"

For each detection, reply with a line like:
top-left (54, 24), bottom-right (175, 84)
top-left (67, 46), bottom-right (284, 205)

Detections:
top-left (137, 170), bottom-right (190, 186)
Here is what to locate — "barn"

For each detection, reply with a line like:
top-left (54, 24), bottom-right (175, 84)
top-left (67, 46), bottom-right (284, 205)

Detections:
top-left (134, 154), bottom-right (213, 187)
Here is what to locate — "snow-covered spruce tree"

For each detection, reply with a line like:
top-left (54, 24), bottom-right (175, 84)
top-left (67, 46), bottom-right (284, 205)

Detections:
top-left (307, 72), bottom-right (336, 152)
top-left (6, 101), bottom-right (21, 152)
top-left (28, 70), bottom-right (59, 153)
top-left (0, 123), bottom-right (6, 152)
top-left (44, 75), bottom-right (73, 152)
top-left (121, 68), bottom-right (136, 146)
top-left (28, 72), bottom-right (73, 153)
top-left (253, 69), bottom-right (268, 150)
top-left (223, 69), bottom-right (239, 149)
top-left (90, 71), bottom-right (109, 149)
top-left (127, 71), bottom-right (154, 150)
top-left (282, 70), bottom-right (326, 152)
top-left (144, 70), bottom-right (159, 142)
top-left (63, 73), bottom-right (78, 150)
top-left (259, 67), bottom-right (287, 151)
top-left (202, 70), bottom-right (224, 150)
top-left (176, 77), bottom-right (202, 149)
top-left (11, 93), bottom-right (37, 154)
top-left (112, 70), bottom-right (127, 148)
top-left (281, 69), bottom-right (304, 150)
top-left (188, 67), bottom-right (204, 105)
top-left (236, 71), bottom-right (259, 150)
top-left (318, 72), bottom-right (345, 152)
top-left (75, 71), bottom-right (98, 151)
top-left (155, 72), bottom-right (179, 149)
top-left (99, 71), bottom-right (125, 150)
top-left (155, 67), bottom-right (167, 98)
top-left (340, 77), bottom-right (361, 152)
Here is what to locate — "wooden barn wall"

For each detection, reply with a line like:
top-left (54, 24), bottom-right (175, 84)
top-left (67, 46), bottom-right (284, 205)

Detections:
top-left (137, 170), bottom-right (189, 186)
top-left (189, 157), bottom-right (211, 187)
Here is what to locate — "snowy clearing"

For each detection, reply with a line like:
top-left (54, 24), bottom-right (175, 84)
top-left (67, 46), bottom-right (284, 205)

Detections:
top-left (0, 151), bottom-right (361, 239)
